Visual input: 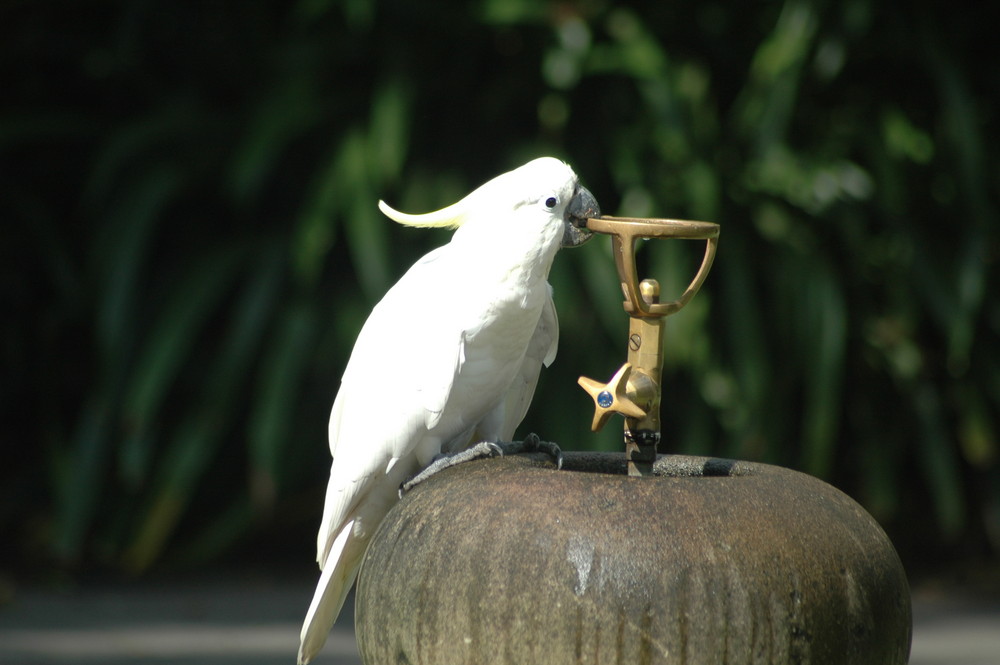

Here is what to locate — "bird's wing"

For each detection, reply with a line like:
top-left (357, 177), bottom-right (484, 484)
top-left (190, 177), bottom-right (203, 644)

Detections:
top-left (317, 245), bottom-right (461, 564)
top-left (499, 285), bottom-right (559, 440)
top-left (301, 247), bottom-right (466, 664)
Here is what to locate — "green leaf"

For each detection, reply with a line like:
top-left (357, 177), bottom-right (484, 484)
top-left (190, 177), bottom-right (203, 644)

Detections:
top-left (367, 81), bottom-right (410, 185)
top-left (228, 75), bottom-right (323, 205)
top-left (93, 168), bottom-right (182, 360)
top-left (122, 417), bottom-right (213, 572)
top-left (797, 261), bottom-right (847, 478)
top-left (248, 301), bottom-right (317, 510)
top-left (913, 383), bottom-right (966, 539)
top-left (119, 246), bottom-right (246, 485)
top-left (340, 130), bottom-right (391, 299)
top-left (171, 497), bottom-right (255, 567)
top-left (51, 397), bottom-right (111, 562)
top-left (121, 250), bottom-right (282, 570)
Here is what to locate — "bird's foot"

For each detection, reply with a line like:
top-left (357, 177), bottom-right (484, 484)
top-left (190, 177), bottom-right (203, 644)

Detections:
top-left (399, 434), bottom-right (562, 496)
top-left (399, 441), bottom-right (502, 496)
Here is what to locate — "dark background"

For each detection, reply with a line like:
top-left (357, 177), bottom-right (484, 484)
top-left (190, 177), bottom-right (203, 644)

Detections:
top-left (2, 0), bottom-right (997, 589)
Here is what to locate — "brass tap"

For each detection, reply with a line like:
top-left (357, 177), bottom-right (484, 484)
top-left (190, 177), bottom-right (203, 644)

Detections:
top-left (577, 216), bottom-right (719, 476)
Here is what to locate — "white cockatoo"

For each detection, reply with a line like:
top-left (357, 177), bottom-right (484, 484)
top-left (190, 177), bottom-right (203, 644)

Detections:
top-left (297, 157), bottom-right (599, 664)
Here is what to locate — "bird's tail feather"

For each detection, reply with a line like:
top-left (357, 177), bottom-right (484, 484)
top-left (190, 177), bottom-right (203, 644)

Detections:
top-left (298, 519), bottom-right (366, 665)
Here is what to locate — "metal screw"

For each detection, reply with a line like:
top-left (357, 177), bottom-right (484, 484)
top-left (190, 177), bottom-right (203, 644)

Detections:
top-left (629, 334), bottom-right (641, 351)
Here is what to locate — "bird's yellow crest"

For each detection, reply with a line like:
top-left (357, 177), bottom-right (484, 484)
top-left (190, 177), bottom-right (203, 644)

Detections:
top-left (377, 198), bottom-right (468, 229)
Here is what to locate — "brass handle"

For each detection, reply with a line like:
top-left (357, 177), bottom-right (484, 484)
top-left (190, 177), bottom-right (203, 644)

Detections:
top-left (585, 216), bottom-right (720, 318)
top-left (577, 363), bottom-right (646, 432)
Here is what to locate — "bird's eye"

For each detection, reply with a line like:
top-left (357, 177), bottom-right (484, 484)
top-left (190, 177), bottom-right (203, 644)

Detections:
top-left (544, 196), bottom-right (558, 209)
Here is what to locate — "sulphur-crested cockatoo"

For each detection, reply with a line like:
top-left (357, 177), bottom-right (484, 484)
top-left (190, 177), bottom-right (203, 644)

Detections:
top-left (298, 157), bottom-right (599, 664)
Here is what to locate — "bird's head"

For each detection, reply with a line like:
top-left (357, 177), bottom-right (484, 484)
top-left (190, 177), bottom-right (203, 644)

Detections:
top-left (378, 157), bottom-right (599, 251)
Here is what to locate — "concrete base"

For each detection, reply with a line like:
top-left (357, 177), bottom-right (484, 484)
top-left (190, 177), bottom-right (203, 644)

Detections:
top-left (356, 452), bottom-right (912, 665)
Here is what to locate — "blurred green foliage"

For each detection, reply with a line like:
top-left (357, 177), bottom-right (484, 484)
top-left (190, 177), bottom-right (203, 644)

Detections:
top-left (2, 0), bottom-right (997, 575)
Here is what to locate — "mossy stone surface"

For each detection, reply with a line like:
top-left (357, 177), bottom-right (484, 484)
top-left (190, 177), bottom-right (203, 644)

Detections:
top-left (356, 453), bottom-right (911, 665)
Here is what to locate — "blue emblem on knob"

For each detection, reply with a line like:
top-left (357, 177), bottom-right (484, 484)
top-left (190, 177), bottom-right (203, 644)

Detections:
top-left (597, 391), bottom-right (613, 408)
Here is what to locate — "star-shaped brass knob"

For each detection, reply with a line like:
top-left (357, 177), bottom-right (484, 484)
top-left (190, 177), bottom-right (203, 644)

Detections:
top-left (577, 363), bottom-right (647, 432)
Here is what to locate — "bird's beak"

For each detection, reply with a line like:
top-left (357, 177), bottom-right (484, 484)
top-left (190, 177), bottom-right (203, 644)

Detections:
top-left (562, 185), bottom-right (599, 247)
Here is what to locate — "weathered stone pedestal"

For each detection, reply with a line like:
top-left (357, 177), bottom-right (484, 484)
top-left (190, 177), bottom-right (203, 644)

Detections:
top-left (356, 452), bottom-right (912, 664)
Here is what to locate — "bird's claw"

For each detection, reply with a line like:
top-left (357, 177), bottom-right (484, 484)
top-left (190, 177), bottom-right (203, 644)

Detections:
top-left (480, 440), bottom-right (505, 458)
top-left (516, 432), bottom-right (563, 469)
